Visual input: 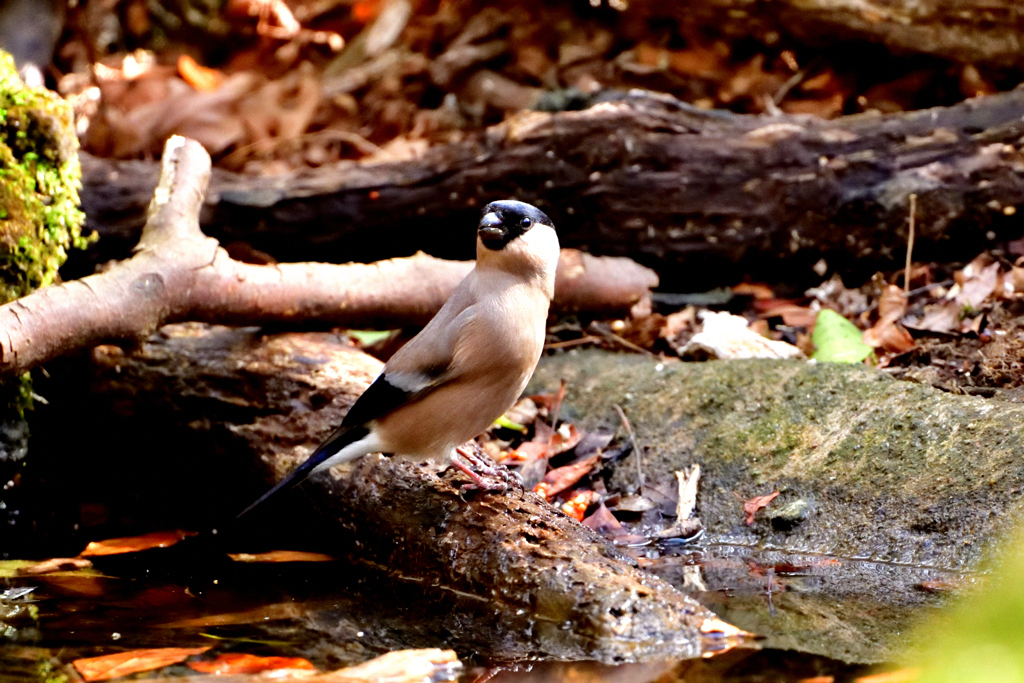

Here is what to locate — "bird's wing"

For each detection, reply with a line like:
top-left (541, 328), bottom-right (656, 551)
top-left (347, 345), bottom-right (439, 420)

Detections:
top-left (343, 280), bottom-right (480, 426)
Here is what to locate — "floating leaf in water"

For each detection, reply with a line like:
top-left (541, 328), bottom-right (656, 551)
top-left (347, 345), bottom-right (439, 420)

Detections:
top-left (16, 557), bottom-right (92, 575)
top-left (324, 648), bottom-right (461, 682)
top-left (73, 647), bottom-right (210, 681)
top-left (227, 550), bottom-right (336, 563)
top-left (811, 309), bottom-right (873, 363)
top-left (187, 652), bottom-right (316, 675)
top-left (80, 530), bottom-right (197, 557)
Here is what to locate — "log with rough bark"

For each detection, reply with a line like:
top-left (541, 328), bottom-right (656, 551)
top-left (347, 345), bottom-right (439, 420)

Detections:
top-left (80, 323), bottom-right (746, 662)
top-left (0, 136), bottom-right (655, 379)
top-left (80, 89), bottom-right (1024, 289)
top-left (637, 0), bottom-right (1024, 69)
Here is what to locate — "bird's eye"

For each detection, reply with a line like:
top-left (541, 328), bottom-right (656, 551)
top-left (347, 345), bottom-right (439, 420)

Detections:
top-left (520, 217), bottom-right (532, 228)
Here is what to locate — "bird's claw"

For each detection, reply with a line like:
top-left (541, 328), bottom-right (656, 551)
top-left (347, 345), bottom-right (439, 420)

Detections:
top-left (451, 444), bottom-right (516, 492)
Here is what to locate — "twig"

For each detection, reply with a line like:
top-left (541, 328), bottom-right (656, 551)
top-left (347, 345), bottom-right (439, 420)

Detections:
top-left (904, 193), bottom-right (917, 294)
top-left (588, 322), bottom-right (657, 358)
top-left (544, 335), bottom-right (602, 350)
top-left (613, 404), bottom-right (644, 489)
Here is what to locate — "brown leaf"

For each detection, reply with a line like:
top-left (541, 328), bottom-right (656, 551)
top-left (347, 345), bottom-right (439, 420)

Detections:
top-left (755, 301), bottom-right (818, 328)
top-left (160, 601), bottom-right (307, 628)
top-left (667, 44), bottom-right (729, 80)
top-left (581, 502), bottom-right (624, 535)
top-left (732, 282), bottom-right (775, 299)
top-left (505, 440), bottom-right (549, 463)
top-left (319, 648), bottom-right (459, 683)
top-left (781, 92), bottom-right (845, 118)
top-left (912, 300), bottom-right (959, 334)
top-left (188, 653), bottom-right (316, 675)
top-left (741, 491), bottom-right (780, 525)
top-left (548, 423), bottom-right (584, 457)
top-left (177, 55), bottom-right (224, 92)
top-left (959, 260), bottom-right (1000, 310)
top-left (534, 454), bottom-right (601, 500)
top-left (81, 530), bottom-right (197, 557)
top-left (227, 550), bottom-right (336, 563)
top-left (660, 307), bottom-right (697, 341)
top-left (16, 557), bottom-right (93, 575)
top-left (876, 284), bottom-right (907, 323)
top-left (74, 647), bottom-right (210, 681)
top-left (863, 311), bottom-right (915, 354)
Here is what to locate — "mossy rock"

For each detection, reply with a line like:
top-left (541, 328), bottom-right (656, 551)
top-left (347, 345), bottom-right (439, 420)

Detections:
top-left (0, 49), bottom-right (88, 305)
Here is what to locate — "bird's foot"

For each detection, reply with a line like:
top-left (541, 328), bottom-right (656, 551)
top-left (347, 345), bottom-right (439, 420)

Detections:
top-left (451, 444), bottom-right (517, 492)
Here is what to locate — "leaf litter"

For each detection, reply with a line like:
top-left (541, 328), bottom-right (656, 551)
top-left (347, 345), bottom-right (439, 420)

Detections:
top-left (52, 0), bottom-right (1008, 174)
top-left (546, 249), bottom-right (1024, 399)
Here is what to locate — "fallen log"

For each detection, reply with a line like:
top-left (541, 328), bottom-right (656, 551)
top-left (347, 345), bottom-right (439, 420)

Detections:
top-left (636, 0), bottom-right (1024, 69)
top-left (0, 136), bottom-right (655, 379)
top-left (80, 89), bottom-right (1024, 289)
top-left (75, 323), bottom-right (744, 663)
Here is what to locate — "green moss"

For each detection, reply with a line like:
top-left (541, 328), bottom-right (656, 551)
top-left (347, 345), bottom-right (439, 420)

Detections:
top-left (0, 50), bottom-right (90, 305)
top-left (0, 51), bottom-right (93, 415)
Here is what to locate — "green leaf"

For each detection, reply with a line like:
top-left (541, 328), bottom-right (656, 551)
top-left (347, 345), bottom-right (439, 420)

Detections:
top-left (493, 415), bottom-right (526, 432)
top-left (811, 309), bottom-right (873, 363)
top-left (346, 329), bottom-right (396, 346)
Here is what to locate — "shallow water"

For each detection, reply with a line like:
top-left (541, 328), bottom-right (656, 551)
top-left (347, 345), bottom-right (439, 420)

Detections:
top-left (0, 535), bottom-right (955, 682)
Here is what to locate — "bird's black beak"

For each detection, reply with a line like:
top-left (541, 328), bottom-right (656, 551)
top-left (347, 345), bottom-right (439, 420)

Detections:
top-left (478, 212), bottom-right (506, 247)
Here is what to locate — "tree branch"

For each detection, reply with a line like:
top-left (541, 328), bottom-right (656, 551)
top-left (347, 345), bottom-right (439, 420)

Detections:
top-left (0, 137), bottom-right (657, 378)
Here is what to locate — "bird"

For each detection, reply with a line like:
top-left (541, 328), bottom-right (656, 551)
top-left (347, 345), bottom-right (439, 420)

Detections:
top-left (236, 200), bottom-right (560, 519)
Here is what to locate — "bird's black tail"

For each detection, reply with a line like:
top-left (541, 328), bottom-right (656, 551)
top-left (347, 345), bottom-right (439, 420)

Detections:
top-left (235, 424), bottom-right (370, 520)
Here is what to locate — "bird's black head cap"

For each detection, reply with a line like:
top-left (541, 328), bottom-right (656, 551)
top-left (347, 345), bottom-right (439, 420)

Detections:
top-left (478, 200), bottom-right (554, 251)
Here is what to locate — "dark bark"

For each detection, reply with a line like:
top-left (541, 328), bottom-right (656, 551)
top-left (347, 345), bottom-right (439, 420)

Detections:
top-left (637, 0), bottom-right (1024, 69)
top-left (80, 323), bottom-right (745, 663)
top-left (80, 89), bottom-right (1024, 290)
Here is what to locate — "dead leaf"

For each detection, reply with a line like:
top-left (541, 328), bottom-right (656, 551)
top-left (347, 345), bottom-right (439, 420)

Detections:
top-left (548, 423), bottom-right (584, 456)
top-left (534, 453), bottom-right (600, 500)
top-left (16, 557), bottom-right (92, 575)
top-left (73, 647), bottom-right (210, 681)
top-left (863, 285), bottom-right (915, 353)
top-left (740, 490), bottom-right (780, 525)
top-left (177, 55), bottom-right (224, 92)
top-left (318, 648), bottom-right (460, 682)
top-left (187, 652), bottom-right (317, 675)
top-left (80, 530), bottom-right (197, 557)
top-left (582, 502), bottom-right (624, 535)
top-left (755, 301), bottom-right (819, 328)
top-left (958, 260), bottom-right (1000, 310)
top-left (160, 601), bottom-right (306, 628)
top-left (782, 92), bottom-right (845, 118)
top-left (732, 282), bottom-right (775, 300)
top-left (661, 307), bottom-right (698, 341)
top-left (504, 440), bottom-right (549, 463)
top-left (227, 550), bottom-right (336, 563)
top-left (679, 311), bottom-right (804, 360)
